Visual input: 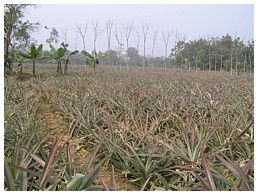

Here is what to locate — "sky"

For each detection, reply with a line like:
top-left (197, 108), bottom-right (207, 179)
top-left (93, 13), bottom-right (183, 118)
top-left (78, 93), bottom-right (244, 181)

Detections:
top-left (24, 4), bottom-right (254, 56)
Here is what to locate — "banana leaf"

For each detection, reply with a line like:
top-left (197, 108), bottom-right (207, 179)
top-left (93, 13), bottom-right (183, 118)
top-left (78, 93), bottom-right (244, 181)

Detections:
top-left (82, 51), bottom-right (94, 59)
top-left (30, 44), bottom-right (37, 58)
top-left (69, 50), bottom-right (78, 56)
top-left (19, 52), bottom-right (31, 59)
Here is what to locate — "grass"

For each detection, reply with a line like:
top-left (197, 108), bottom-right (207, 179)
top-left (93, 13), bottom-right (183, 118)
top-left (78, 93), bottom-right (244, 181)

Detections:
top-left (4, 65), bottom-right (254, 190)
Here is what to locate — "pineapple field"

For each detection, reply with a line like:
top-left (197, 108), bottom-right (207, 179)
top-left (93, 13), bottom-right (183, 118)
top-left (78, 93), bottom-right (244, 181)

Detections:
top-left (4, 4), bottom-right (254, 191)
top-left (4, 65), bottom-right (254, 191)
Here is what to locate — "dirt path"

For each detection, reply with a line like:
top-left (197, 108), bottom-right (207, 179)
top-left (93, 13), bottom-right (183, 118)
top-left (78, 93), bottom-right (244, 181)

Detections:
top-left (41, 109), bottom-right (89, 166)
top-left (40, 104), bottom-right (139, 190)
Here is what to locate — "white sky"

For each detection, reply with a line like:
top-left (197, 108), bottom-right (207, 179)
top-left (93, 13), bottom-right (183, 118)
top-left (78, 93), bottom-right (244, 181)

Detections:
top-left (23, 4), bottom-right (254, 56)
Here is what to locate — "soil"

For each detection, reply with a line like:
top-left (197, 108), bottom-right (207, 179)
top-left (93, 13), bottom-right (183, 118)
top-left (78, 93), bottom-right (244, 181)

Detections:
top-left (40, 104), bottom-right (139, 191)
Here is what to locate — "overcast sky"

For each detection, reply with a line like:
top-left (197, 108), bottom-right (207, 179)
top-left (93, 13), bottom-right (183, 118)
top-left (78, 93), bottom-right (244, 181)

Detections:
top-left (24, 4), bottom-right (254, 56)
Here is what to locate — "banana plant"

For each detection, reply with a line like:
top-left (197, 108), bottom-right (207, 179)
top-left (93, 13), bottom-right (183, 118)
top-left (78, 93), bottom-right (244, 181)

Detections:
top-left (63, 50), bottom-right (78, 74)
top-left (19, 44), bottom-right (43, 76)
top-left (81, 50), bottom-right (107, 74)
top-left (49, 42), bottom-right (68, 74)
top-left (14, 51), bottom-right (24, 73)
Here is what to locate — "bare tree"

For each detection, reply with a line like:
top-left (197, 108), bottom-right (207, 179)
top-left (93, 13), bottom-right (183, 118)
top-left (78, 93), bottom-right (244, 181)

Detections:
top-left (235, 48), bottom-right (238, 75)
top-left (134, 30), bottom-right (141, 52)
top-left (151, 30), bottom-right (158, 67)
top-left (106, 19), bottom-right (113, 66)
top-left (220, 51), bottom-right (223, 72)
top-left (162, 31), bottom-right (173, 69)
top-left (92, 20), bottom-right (102, 51)
top-left (133, 30), bottom-right (141, 68)
top-left (122, 22), bottom-right (134, 51)
top-left (114, 23), bottom-right (119, 49)
top-left (74, 33), bottom-right (78, 50)
top-left (230, 43), bottom-right (234, 75)
top-left (142, 23), bottom-right (151, 68)
top-left (195, 56), bottom-right (198, 73)
top-left (173, 30), bottom-right (180, 69)
top-left (114, 23), bottom-right (123, 69)
top-left (180, 35), bottom-right (186, 72)
top-left (156, 49), bottom-right (160, 70)
top-left (214, 53), bottom-right (217, 72)
top-left (208, 54), bottom-right (211, 73)
top-left (230, 35), bottom-right (238, 75)
top-left (249, 52), bottom-right (252, 75)
top-left (73, 33), bottom-right (79, 67)
top-left (230, 42), bottom-right (234, 75)
top-left (61, 28), bottom-right (68, 43)
top-left (244, 52), bottom-right (246, 73)
top-left (211, 38), bottom-right (218, 72)
top-left (206, 34), bottom-right (211, 73)
top-left (175, 33), bottom-right (184, 73)
top-left (75, 21), bottom-right (88, 51)
top-left (123, 22), bottom-right (134, 69)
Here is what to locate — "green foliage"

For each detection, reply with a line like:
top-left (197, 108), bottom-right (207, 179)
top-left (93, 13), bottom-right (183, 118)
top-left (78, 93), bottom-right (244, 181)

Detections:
top-left (4, 5), bottom-right (38, 49)
top-left (82, 50), bottom-right (108, 64)
top-left (4, 4), bottom-right (39, 73)
top-left (171, 34), bottom-right (254, 71)
top-left (17, 43), bottom-right (43, 75)
top-left (13, 51), bottom-right (24, 65)
top-left (19, 43), bottom-right (43, 60)
top-left (4, 138), bottom-right (104, 191)
top-left (82, 50), bottom-right (108, 73)
top-left (46, 27), bottom-right (59, 44)
top-left (49, 42), bottom-right (68, 60)
top-left (126, 47), bottom-right (140, 62)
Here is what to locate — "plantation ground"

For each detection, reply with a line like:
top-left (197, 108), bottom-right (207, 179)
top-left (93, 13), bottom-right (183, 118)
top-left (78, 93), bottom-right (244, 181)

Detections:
top-left (4, 65), bottom-right (254, 191)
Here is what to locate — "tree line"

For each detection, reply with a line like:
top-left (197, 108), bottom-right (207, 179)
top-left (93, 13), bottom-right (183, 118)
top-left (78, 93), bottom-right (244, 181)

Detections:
top-left (171, 35), bottom-right (254, 74)
top-left (4, 4), bottom-right (254, 76)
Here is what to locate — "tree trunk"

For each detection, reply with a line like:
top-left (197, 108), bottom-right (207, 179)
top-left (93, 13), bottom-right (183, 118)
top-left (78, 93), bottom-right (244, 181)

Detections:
top-left (4, 5), bottom-right (21, 74)
top-left (107, 51), bottom-right (110, 67)
top-left (180, 56), bottom-right (182, 73)
top-left (235, 53), bottom-right (238, 75)
top-left (57, 60), bottom-right (62, 74)
top-left (164, 46), bottom-right (167, 69)
top-left (4, 39), bottom-right (10, 72)
top-left (93, 39), bottom-right (96, 51)
top-left (126, 40), bottom-right (129, 70)
top-left (244, 53), bottom-right (246, 73)
top-left (143, 44), bottom-right (146, 69)
top-left (4, 27), bottom-right (13, 73)
top-left (209, 55), bottom-right (211, 73)
top-left (82, 38), bottom-right (86, 51)
top-left (230, 51), bottom-right (233, 75)
top-left (64, 59), bottom-right (68, 74)
top-left (220, 54), bottom-right (223, 72)
top-left (33, 60), bottom-right (36, 76)
top-left (195, 59), bottom-right (197, 73)
top-left (214, 54), bottom-right (217, 72)
top-left (249, 52), bottom-right (252, 76)
top-left (57, 62), bottom-right (59, 73)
